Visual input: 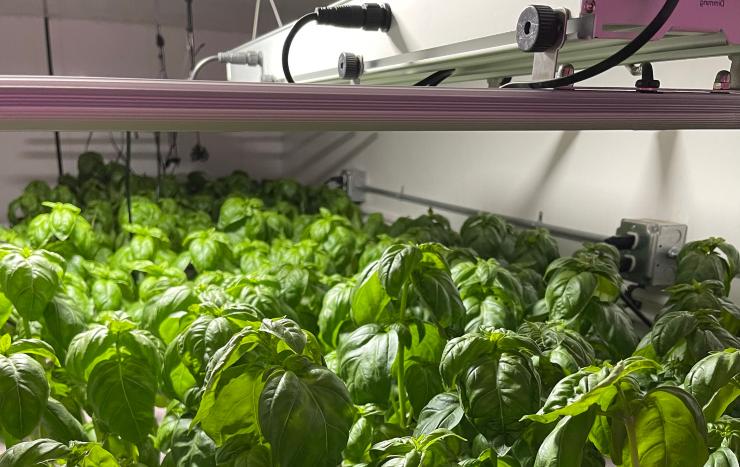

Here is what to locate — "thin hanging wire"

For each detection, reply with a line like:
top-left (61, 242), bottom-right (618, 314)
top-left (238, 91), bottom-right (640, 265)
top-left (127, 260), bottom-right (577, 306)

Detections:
top-left (268, 0), bottom-right (283, 27)
top-left (153, 0), bottom-right (180, 172)
top-left (125, 132), bottom-right (133, 225)
top-left (185, 0), bottom-right (209, 163)
top-left (42, 0), bottom-right (63, 178)
top-left (252, 0), bottom-right (262, 40)
top-left (84, 132), bottom-right (94, 152)
top-left (110, 132), bottom-right (123, 161)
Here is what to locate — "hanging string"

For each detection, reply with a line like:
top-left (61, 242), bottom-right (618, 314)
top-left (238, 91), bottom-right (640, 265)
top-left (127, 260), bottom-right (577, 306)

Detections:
top-left (252, 0), bottom-right (262, 40)
top-left (125, 132), bottom-right (133, 225)
top-left (84, 132), bottom-right (93, 152)
top-left (268, 0), bottom-right (283, 27)
top-left (42, 0), bottom-right (63, 178)
top-left (185, 0), bottom-right (209, 163)
top-left (153, 0), bottom-right (180, 172)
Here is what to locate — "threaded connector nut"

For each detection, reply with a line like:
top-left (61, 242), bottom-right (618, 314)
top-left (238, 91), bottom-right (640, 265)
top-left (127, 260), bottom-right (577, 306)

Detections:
top-left (338, 52), bottom-right (363, 80)
top-left (516, 5), bottom-right (562, 52)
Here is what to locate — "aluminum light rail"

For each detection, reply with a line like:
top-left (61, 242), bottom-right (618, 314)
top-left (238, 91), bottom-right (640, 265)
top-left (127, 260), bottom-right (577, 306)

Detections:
top-left (0, 76), bottom-right (738, 132)
top-left (228, 0), bottom-right (740, 86)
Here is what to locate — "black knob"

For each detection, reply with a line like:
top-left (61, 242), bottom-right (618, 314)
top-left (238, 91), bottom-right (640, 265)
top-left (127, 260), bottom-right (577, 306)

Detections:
top-left (516, 5), bottom-right (562, 52)
top-left (338, 52), bottom-right (363, 80)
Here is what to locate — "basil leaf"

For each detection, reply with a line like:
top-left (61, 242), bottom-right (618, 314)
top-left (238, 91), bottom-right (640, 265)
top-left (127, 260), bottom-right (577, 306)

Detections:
top-left (0, 353), bottom-right (50, 438)
top-left (259, 356), bottom-right (354, 467)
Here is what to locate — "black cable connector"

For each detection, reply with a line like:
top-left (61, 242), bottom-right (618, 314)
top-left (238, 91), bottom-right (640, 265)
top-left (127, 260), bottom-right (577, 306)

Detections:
top-left (316, 3), bottom-right (392, 31)
top-left (604, 234), bottom-right (637, 250)
top-left (282, 3), bottom-right (392, 84)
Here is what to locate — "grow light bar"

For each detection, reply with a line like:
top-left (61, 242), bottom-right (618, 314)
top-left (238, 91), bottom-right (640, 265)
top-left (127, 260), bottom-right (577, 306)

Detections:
top-left (229, 0), bottom-right (740, 86)
top-left (0, 76), bottom-right (738, 132)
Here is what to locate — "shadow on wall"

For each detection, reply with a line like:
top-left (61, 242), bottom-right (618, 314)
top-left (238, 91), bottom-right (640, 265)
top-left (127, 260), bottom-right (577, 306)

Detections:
top-left (309, 132), bottom-right (379, 185)
top-left (287, 132), bottom-right (357, 177)
top-left (517, 130), bottom-right (580, 215)
top-left (655, 130), bottom-right (679, 213)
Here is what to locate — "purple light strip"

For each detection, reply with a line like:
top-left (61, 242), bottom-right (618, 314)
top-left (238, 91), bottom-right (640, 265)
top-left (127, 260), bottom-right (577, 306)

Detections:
top-left (0, 76), bottom-right (737, 131)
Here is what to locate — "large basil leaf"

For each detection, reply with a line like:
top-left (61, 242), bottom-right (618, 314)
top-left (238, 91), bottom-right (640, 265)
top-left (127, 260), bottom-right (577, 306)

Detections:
top-left (413, 263), bottom-right (465, 327)
top-left (677, 238), bottom-right (739, 295)
top-left (336, 324), bottom-right (398, 404)
top-left (414, 392), bottom-right (465, 436)
top-left (686, 349), bottom-right (740, 422)
top-left (588, 302), bottom-right (639, 359)
top-left (259, 356), bottom-right (354, 467)
top-left (344, 415), bottom-right (374, 463)
top-left (405, 361), bottom-right (444, 418)
top-left (440, 329), bottom-right (539, 389)
top-left (460, 213), bottom-right (510, 259)
top-left (378, 244), bottom-right (422, 298)
top-left (528, 357), bottom-right (660, 424)
top-left (156, 410), bottom-right (217, 467)
top-left (351, 263), bottom-right (391, 326)
top-left (40, 397), bottom-right (88, 443)
top-left (518, 321), bottom-right (596, 375)
top-left (318, 280), bottom-right (355, 349)
top-left (0, 247), bottom-right (65, 320)
top-left (534, 407), bottom-right (597, 467)
top-left (460, 351), bottom-right (542, 439)
top-left (546, 271), bottom-right (597, 320)
top-left (0, 353), bottom-right (50, 438)
top-left (0, 439), bottom-right (69, 467)
top-left (43, 292), bottom-right (87, 359)
top-left (86, 358), bottom-right (157, 443)
top-left (620, 387), bottom-right (708, 467)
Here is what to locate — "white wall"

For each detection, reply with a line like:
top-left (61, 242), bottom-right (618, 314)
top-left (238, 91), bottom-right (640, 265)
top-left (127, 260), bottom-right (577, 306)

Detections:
top-left (0, 14), bottom-right (286, 221)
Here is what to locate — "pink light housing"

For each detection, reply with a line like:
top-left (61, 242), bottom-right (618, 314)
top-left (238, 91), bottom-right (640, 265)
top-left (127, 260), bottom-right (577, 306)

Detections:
top-left (585, 0), bottom-right (740, 44)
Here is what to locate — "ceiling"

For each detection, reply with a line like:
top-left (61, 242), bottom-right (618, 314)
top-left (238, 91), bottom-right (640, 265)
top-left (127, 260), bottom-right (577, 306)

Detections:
top-left (0, 0), bottom-right (327, 34)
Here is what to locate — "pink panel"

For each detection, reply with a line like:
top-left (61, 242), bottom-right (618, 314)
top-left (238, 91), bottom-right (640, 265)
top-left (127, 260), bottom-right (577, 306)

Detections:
top-left (585, 0), bottom-right (740, 44)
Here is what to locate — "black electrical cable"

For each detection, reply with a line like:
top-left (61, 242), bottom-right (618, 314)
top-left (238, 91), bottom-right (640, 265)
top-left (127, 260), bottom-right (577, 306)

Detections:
top-left (155, 132), bottom-right (163, 201)
top-left (282, 12), bottom-right (318, 83)
top-left (604, 235), bottom-right (637, 250)
top-left (503, 0), bottom-right (679, 89)
top-left (283, 4), bottom-right (392, 83)
top-left (414, 69), bottom-right (455, 87)
top-left (620, 290), bottom-right (653, 327)
top-left (125, 132), bottom-right (133, 226)
top-left (42, 3), bottom-right (63, 177)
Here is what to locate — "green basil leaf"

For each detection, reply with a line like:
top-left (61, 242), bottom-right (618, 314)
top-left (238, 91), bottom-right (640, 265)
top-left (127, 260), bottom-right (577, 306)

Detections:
top-left (0, 247), bottom-right (65, 320)
top-left (621, 387), bottom-right (708, 467)
top-left (86, 358), bottom-right (157, 443)
top-left (414, 392), bottom-right (465, 436)
top-left (259, 356), bottom-right (354, 467)
top-left (378, 244), bottom-right (422, 298)
top-left (336, 324), bottom-right (398, 404)
top-left (7, 338), bottom-right (60, 366)
top-left (546, 271), bottom-right (597, 320)
top-left (686, 349), bottom-right (740, 422)
top-left (460, 351), bottom-right (542, 439)
top-left (351, 264), bottom-right (391, 326)
top-left (534, 407), bottom-right (597, 467)
top-left (0, 439), bottom-right (69, 467)
top-left (0, 353), bottom-right (50, 438)
top-left (40, 397), bottom-right (89, 443)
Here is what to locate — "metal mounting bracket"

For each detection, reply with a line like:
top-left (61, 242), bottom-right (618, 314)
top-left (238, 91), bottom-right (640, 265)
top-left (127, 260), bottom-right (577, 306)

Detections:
top-left (730, 54), bottom-right (740, 90)
top-left (531, 8), bottom-right (571, 81)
